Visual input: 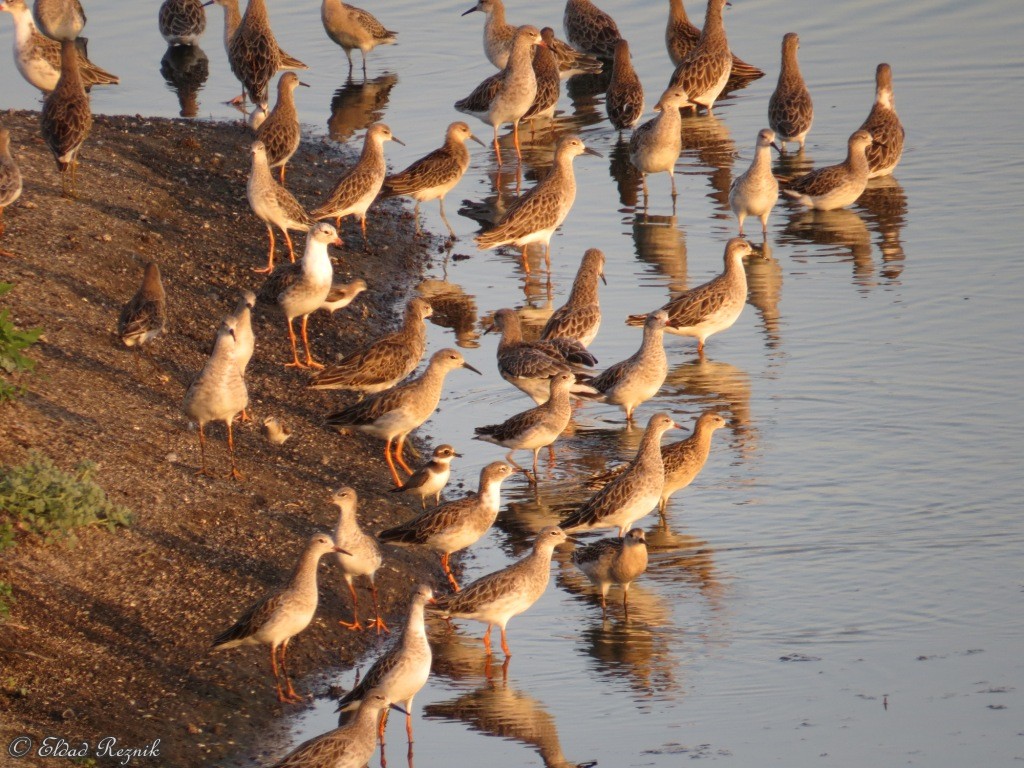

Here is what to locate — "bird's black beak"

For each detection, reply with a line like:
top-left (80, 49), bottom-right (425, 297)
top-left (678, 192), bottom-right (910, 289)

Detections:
top-left (462, 362), bottom-right (482, 375)
top-left (583, 147), bottom-right (603, 158)
top-left (469, 133), bottom-right (486, 147)
top-left (461, 4), bottom-right (479, 15)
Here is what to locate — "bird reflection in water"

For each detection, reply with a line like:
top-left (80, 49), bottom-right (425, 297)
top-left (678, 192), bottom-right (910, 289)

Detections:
top-left (565, 69), bottom-right (613, 130)
top-left (416, 279), bottom-right (480, 348)
top-left (679, 111), bottom-right (734, 211)
top-left (781, 207), bottom-right (877, 291)
top-left (664, 356), bottom-right (755, 458)
top-left (857, 175), bottom-right (908, 283)
top-left (559, 562), bottom-right (680, 705)
top-left (328, 73), bottom-right (398, 144)
top-left (744, 241), bottom-right (783, 350)
top-left (608, 134), bottom-right (641, 210)
top-left (632, 213), bottom-right (688, 295)
top-left (160, 43), bottom-right (209, 118)
top-left (425, 632), bottom-right (596, 768)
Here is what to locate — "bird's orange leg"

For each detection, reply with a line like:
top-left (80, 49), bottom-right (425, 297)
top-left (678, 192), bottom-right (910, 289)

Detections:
top-left (226, 420), bottom-right (244, 481)
top-left (195, 423), bottom-right (214, 477)
top-left (384, 437), bottom-right (403, 487)
top-left (520, 245), bottom-right (531, 274)
top-left (254, 223), bottom-right (276, 273)
top-left (499, 626), bottom-right (511, 657)
top-left (493, 126), bottom-right (502, 168)
top-left (283, 228), bottom-right (296, 263)
top-left (365, 581), bottom-right (390, 634)
top-left (300, 315), bottom-right (324, 369)
top-left (279, 640), bottom-right (302, 702)
top-left (338, 579), bottom-right (364, 630)
top-left (279, 165), bottom-right (286, 185)
top-left (482, 624), bottom-right (492, 655)
top-left (512, 120), bottom-right (522, 164)
top-left (394, 434), bottom-right (415, 475)
top-left (284, 319), bottom-right (306, 368)
top-left (440, 552), bottom-right (461, 592)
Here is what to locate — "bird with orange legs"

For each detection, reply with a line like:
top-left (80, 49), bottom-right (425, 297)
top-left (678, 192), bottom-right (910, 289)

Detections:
top-left (257, 222), bottom-right (340, 369)
top-left (378, 461), bottom-right (513, 591)
top-left (330, 486), bottom-right (388, 634)
top-left (324, 349), bottom-right (480, 487)
top-left (211, 533), bottom-right (348, 703)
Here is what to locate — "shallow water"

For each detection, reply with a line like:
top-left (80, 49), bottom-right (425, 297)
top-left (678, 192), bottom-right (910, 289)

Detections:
top-left (3, 0), bottom-right (1023, 764)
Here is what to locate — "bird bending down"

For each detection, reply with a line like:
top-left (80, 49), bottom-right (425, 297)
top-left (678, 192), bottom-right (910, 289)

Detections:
top-left (475, 134), bottom-right (601, 272)
top-left (211, 532), bottom-right (348, 703)
top-left (335, 585), bottom-right (434, 746)
top-left (429, 526), bottom-right (567, 657)
top-left (378, 461), bottom-right (513, 591)
top-left (626, 237), bottom-right (753, 355)
top-left (330, 487), bottom-right (388, 633)
top-left (324, 349), bottom-right (481, 487)
top-left (563, 0), bottom-right (621, 59)
top-left (117, 261), bottom-right (168, 379)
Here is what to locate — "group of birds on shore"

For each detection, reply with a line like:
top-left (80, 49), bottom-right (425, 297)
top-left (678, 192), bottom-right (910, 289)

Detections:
top-left (1, 0), bottom-right (906, 765)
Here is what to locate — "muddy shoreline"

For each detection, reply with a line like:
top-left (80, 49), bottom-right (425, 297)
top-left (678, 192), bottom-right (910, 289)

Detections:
top-left (0, 109), bottom-right (455, 766)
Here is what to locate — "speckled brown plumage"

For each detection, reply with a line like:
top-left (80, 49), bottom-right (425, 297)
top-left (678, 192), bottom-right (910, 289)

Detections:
top-left (783, 130), bottom-right (873, 210)
top-left (667, 0), bottom-right (731, 112)
top-left (40, 39), bottom-right (92, 197)
top-left (768, 32), bottom-right (813, 153)
top-left (256, 72), bottom-right (306, 184)
top-left (859, 63), bottom-right (904, 178)
top-left (228, 0), bottom-right (305, 105)
top-left (308, 297), bottom-right (432, 395)
top-left (523, 28), bottom-right (560, 121)
top-left (665, 0), bottom-right (763, 85)
top-left (626, 238), bottom-right (753, 353)
top-left (159, 0), bottom-right (206, 46)
top-left (563, 0), bottom-right (621, 59)
top-left (540, 247), bottom-right (605, 347)
top-left (606, 38), bottom-right (644, 130)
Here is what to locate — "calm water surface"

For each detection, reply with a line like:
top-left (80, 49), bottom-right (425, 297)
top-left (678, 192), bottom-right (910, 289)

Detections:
top-left (4, 0), bottom-right (1023, 764)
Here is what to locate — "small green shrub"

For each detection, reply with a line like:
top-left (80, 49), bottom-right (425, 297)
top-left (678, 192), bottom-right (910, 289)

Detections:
top-left (0, 282), bottom-right (43, 402)
top-left (0, 453), bottom-right (133, 547)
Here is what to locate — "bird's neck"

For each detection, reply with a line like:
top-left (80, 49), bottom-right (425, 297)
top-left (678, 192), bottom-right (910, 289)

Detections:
top-left (668, 0), bottom-right (690, 25)
top-left (57, 39), bottom-right (84, 93)
top-left (288, 546), bottom-right (325, 593)
top-left (568, 269), bottom-right (599, 305)
top-left (478, 478), bottom-right (502, 511)
top-left (221, 0), bottom-right (241, 46)
top-left (699, 0), bottom-right (726, 46)
top-left (302, 240), bottom-right (333, 281)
